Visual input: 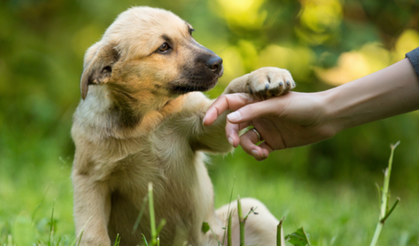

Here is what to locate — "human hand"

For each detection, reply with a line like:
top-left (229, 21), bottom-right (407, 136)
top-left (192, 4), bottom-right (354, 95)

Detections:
top-left (205, 58), bottom-right (419, 160)
top-left (203, 92), bottom-right (336, 160)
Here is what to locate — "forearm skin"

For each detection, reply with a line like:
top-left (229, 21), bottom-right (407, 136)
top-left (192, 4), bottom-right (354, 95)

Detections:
top-left (322, 58), bottom-right (419, 133)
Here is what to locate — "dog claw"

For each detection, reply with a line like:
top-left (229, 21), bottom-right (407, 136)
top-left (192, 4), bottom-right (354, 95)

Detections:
top-left (248, 85), bottom-right (253, 95)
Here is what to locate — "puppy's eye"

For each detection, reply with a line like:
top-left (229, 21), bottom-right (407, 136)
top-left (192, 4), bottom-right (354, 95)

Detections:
top-left (158, 42), bottom-right (171, 53)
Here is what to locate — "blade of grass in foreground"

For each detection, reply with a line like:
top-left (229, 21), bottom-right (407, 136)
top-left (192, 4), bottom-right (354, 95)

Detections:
top-left (48, 200), bottom-right (55, 245)
top-left (276, 218), bottom-right (285, 246)
top-left (132, 195), bottom-right (149, 234)
top-left (149, 183), bottom-right (157, 246)
top-left (237, 195), bottom-right (258, 246)
top-left (147, 182), bottom-right (167, 246)
top-left (113, 234), bottom-right (121, 246)
top-left (227, 212), bottom-right (232, 246)
top-left (222, 176), bottom-right (235, 246)
top-left (237, 196), bottom-right (244, 246)
top-left (370, 142), bottom-right (401, 246)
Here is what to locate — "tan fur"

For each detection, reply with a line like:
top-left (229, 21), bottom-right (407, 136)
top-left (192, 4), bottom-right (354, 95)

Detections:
top-left (72, 6), bottom-right (294, 246)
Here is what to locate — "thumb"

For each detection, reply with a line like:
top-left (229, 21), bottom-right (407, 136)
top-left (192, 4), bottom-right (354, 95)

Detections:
top-left (226, 98), bottom-right (280, 123)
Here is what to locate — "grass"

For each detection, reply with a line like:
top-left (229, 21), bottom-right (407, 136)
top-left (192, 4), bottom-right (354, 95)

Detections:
top-left (1, 145), bottom-right (419, 245)
top-left (210, 148), bottom-right (419, 246)
top-left (369, 142), bottom-right (400, 246)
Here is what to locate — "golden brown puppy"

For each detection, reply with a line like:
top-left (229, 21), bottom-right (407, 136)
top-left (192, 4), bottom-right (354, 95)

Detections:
top-left (71, 6), bottom-right (295, 246)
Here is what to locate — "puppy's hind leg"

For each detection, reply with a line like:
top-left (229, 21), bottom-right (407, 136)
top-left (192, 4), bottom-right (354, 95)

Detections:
top-left (216, 198), bottom-right (278, 246)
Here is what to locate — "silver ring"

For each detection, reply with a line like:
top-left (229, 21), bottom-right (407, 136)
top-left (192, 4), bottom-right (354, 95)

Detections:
top-left (252, 128), bottom-right (262, 142)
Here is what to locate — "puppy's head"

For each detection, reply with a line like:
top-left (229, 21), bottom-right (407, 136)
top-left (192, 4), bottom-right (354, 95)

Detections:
top-left (80, 7), bottom-right (223, 101)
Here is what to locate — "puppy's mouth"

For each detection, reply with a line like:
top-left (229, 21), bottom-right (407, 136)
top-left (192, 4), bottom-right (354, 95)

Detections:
top-left (170, 78), bottom-right (218, 94)
top-left (170, 70), bottom-right (222, 94)
top-left (171, 83), bottom-right (214, 94)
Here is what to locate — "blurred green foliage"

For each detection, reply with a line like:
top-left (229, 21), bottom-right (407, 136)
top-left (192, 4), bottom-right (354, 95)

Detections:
top-left (1, 0), bottom-right (419, 245)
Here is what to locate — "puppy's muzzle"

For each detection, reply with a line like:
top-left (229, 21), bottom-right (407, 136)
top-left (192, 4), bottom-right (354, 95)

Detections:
top-left (170, 52), bottom-right (224, 94)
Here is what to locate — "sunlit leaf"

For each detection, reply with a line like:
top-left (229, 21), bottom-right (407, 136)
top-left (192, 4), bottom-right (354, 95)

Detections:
top-left (201, 222), bottom-right (210, 234)
top-left (285, 227), bottom-right (311, 246)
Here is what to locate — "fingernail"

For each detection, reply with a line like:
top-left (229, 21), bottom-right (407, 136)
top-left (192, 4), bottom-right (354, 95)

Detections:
top-left (228, 137), bottom-right (234, 146)
top-left (251, 149), bottom-right (259, 157)
top-left (227, 111), bottom-right (242, 122)
top-left (263, 150), bottom-right (268, 158)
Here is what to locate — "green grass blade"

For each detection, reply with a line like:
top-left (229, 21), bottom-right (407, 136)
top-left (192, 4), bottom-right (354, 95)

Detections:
top-left (113, 234), bottom-right (121, 246)
top-left (277, 218), bottom-right (285, 246)
top-left (132, 195), bottom-right (149, 234)
top-left (302, 228), bottom-right (312, 246)
top-left (380, 198), bottom-right (400, 223)
top-left (31, 183), bottom-right (51, 222)
top-left (370, 142), bottom-right (400, 246)
top-left (243, 206), bottom-right (257, 221)
top-left (56, 236), bottom-right (62, 246)
top-left (76, 231), bottom-right (83, 246)
top-left (49, 200), bottom-right (55, 245)
top-left (156, 219), bottom-right (166, 236)
top-left (237, 196), bottom-right (244, 246)
top-left (227, 211), bottom-right (232, 246)
top-left (148, 183), bottom-right (157, 246)
top-left (223, 176), bottom-right (236, 246)
top-left (142, 234), bottom-right (149, 246)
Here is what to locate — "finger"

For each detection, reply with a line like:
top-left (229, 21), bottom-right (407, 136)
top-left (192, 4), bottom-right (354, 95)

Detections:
top-left (226, 121), bottom-right (239, 147)
top-left (226, 97), bottom-right (282, 124)
top-left (257, 142), bottom-right (274, 160)
top-left (226, 121), bottom-right (251, 148)
top-left (203, 93), bottom-right (254, 126)
top-left (240, 128), bottom-right (267, 161)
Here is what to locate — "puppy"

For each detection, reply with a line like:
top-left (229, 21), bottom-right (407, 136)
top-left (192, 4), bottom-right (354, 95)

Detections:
top-left (71, 6), bottom-right (295, 246)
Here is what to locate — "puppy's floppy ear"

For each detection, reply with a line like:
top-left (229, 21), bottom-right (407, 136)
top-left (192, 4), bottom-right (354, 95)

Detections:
top-left (80, 43), bottom-right (120, 100)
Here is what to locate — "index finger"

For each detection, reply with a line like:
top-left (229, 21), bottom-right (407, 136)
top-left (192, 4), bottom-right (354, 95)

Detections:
top-left (203, 93), bottom-right (255, 126)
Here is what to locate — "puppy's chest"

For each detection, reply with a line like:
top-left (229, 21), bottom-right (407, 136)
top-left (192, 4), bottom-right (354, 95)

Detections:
top-left (111, 135), bottom-right (197, 191)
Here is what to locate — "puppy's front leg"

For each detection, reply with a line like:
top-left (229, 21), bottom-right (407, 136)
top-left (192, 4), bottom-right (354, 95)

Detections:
top-left (178, 93), bottom-right (233, 153)
top-left (73, 173), bottom-right (111, 246)
top-left (224, 67), bottom-right (295, 98)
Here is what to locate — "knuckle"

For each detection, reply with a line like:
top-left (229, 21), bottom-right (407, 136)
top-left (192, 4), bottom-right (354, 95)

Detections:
top-left (244, 104), bottom-right (256, 114)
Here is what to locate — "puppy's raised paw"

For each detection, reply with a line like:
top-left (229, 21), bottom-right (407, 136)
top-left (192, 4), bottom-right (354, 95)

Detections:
top-left (247, 67), bottom-right (295, 99)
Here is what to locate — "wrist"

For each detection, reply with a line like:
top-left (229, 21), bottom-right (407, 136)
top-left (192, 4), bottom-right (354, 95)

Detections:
top-left (320, 81), bottom-right (374, 134)
top-left (317, 89), bottom-right (345, 136)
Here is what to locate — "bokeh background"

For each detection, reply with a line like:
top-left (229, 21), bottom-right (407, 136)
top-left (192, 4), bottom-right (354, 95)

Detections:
top-left (1, 0), bottom-right (419, 245)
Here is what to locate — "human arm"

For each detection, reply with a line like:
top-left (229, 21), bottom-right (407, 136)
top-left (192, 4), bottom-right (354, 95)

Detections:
top-left (324, 57), bottom-right (419, 132)
top-left (203, 57), bottom-right (419, 160)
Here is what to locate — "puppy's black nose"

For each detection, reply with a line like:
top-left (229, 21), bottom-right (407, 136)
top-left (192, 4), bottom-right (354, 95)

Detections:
top-left (206, 56), bottom-right (223, 74)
